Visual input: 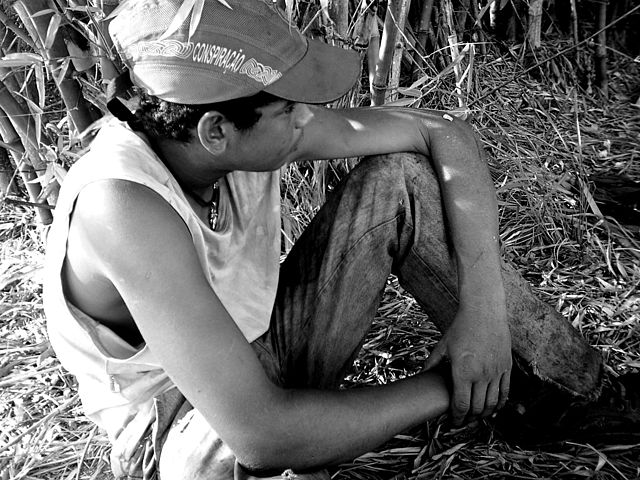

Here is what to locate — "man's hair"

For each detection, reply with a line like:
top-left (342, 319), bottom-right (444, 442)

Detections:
top-left (129, 90), bottom-right (281, 142)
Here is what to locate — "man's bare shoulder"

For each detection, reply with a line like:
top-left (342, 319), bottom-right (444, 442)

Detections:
top-left (63, 179), bottom-right (192, 341)
top-left (73, 178), bottom-right (169, 227)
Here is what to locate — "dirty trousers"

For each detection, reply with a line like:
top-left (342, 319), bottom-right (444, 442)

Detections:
top-left (154, 153), bottom-right (602, 480)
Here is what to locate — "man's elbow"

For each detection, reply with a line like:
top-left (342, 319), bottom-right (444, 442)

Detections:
top-left (229, 395), bottom-right (319, 473)
top-left (445, 115), bottom-right (477, 145)
top-left (233, 436), bottom-right (313, 475)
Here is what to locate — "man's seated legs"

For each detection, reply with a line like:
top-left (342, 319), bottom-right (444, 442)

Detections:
top-left (263, 152), bottom-right (601, 397)
top-left (158, 153), bottom-right (603, 479)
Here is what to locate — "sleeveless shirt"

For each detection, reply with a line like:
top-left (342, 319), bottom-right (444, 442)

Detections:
top-left (43, 119), bottom-right (280, 476)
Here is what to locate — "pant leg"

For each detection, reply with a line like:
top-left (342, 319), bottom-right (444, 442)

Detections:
top-left (262, 152), bottom-right (602, 396)
top-left (390, 153), bottom-right (603, 397)
top-left (260, 155), bottom-right (421, 388)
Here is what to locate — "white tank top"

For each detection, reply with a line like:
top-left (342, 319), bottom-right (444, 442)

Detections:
top-left (43, 119), bottom-right (280, 476)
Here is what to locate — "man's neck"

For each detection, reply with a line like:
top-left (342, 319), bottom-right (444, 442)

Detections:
top-left (151, 136), bottom-right (228, 193)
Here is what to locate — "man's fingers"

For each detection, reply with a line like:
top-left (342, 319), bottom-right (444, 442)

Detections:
top-left (424, 343), bottom-right (446, 370)
top-left (470, 382), bottom-right (488, 417)
top-left (482, 380), bottom-right (500, 417)
top-left (451, 379), bottom-right (472, 426)
top-left (497, 371), bottom-right (511, 409)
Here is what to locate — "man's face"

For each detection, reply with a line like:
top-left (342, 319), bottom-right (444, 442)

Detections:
top-left (225, 100), bottom-right (313, 171)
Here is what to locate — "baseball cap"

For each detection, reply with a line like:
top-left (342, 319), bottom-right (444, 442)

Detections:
top-left (108, 0), bottom-right (360, 105)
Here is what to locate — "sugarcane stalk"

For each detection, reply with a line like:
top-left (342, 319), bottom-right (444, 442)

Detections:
top-left (527, 0), bottom-right (543, 49)
top-left (371, 4), bottom-right (398, 105)
top-left (570, 0), bottom-right (579, 45)
top-left (470, 0), bottom-right (486, 56)
top-left (0, 84), bottom-right (47, 174)
top-left (442, 0), bottom-right (466, 109)
top-left (595, 0), bottom-right (608, 96)
top-left (412, 0), bottom-right (436, 79)
top-left (456, 0), bottom-right (470, 36)
top-left (329, 0), bottom-right (350, 41)
top-left (14, 0), bottom-right (100, 136)
top-left (367, 13), bottom-right (380, 94)
top-left (0, 21), bottom-right (49, 213)
top-left (388, 0), bottom-right (411, 102)
top-left (371, 2), bottom-right (404, 106)
top-left (0, 32), bottom-right (56, 208)
top-left (0, 109), bottom-right (52, 224)
top-left (0, 146), bottom-right (18, 196)
top-left (0, 10), bottom-right (60, 208)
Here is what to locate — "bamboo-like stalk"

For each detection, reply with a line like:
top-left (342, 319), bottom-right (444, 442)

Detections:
top-left (0, 16), bottom-right (59, 210)
top-left (371, 2), bottom-right (403, 106)
top-left (329, 0), bottom-right (349, 41)
top-left (442, 0), bottom-right (466, 110)
top-left (0, 86), bottom-right (47, 176)
top-left (570, 0), bottom-right (579, 45)
top-left (13, 0), bottom-right (100, 137)
top-left (595, 0), bottom-right (608, 96)
top-left (0, 146), bottom-right (18, 196)
top-left (470, 0), bottom-right (486, 56)
top-left (388, 0), bottom-right (411, 103)
top-left (456, 0), bottom-right (470, 36)
top-left (412, 0), bottom-right (436, 80)
top-left (0, 34), bottom-right (30, 115)
top-left (0, 109), bottom-right (52, 224)
top-left (466, 42), bottom-right (475, 101)
top-left (527, 0), bottom-right (543, 49)
top-left (0, 23), bottom-right (42, 209)
top-left (489, 0), bottom-right (498, 30)
top-left (367, 14), bottom-right (380, 94)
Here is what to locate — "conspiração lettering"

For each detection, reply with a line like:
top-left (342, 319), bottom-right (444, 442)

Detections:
top-left (131, 39), bottom-right (282, 86)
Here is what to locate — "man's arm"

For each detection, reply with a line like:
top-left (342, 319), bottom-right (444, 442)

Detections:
top-left (71, 179), bottom-right (450, 471)
top-left (295, 106), bottom-right (513, 424)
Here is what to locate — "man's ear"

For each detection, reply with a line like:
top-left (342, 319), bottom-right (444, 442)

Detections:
top-left (196, 111), bottom-right (233, 155)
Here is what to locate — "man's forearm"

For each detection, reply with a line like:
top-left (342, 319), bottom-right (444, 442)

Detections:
top-left (413, 112), bottom-right (511, 423)
top-left (417, 114), bottom-right (504, 299)
top-left (234, 371), bottom-right (449, 472)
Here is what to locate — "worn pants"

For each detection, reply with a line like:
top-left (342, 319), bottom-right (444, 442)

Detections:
top-left (155, 153), bottom-right (602, 480)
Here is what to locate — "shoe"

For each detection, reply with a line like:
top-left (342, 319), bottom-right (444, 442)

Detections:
top-left (495, 372), bottom-right (640, 448)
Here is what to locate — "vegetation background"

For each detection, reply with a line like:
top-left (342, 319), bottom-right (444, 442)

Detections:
top-left (0, 0), bottom-right (639, 478)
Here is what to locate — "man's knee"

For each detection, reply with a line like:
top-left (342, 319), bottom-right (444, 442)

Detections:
top-left (352, 153), bottom-right (440, 203)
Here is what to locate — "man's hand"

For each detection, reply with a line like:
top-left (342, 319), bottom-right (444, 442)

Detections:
top-left (425, 300), bottom-right (512, 426)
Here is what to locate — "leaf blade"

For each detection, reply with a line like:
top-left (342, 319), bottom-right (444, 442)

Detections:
top-left (44, 13), bottom-right (62, 50)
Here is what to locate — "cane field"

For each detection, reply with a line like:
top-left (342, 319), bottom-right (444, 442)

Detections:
top-left (1, 4), bottom-right (640, 480)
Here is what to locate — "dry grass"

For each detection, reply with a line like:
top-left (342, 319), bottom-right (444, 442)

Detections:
top-left (1, 42), bottom-right (639, 480)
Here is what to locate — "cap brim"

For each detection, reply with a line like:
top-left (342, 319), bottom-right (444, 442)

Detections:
top-left (264, 39), bottom-right (360, 104)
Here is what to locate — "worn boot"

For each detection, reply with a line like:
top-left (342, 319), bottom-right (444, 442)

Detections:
top-left (495, 370), bottom-right (640, 448)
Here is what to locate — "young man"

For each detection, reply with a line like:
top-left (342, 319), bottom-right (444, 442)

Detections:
top-left (43, 0), bottom-right (617, 479)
